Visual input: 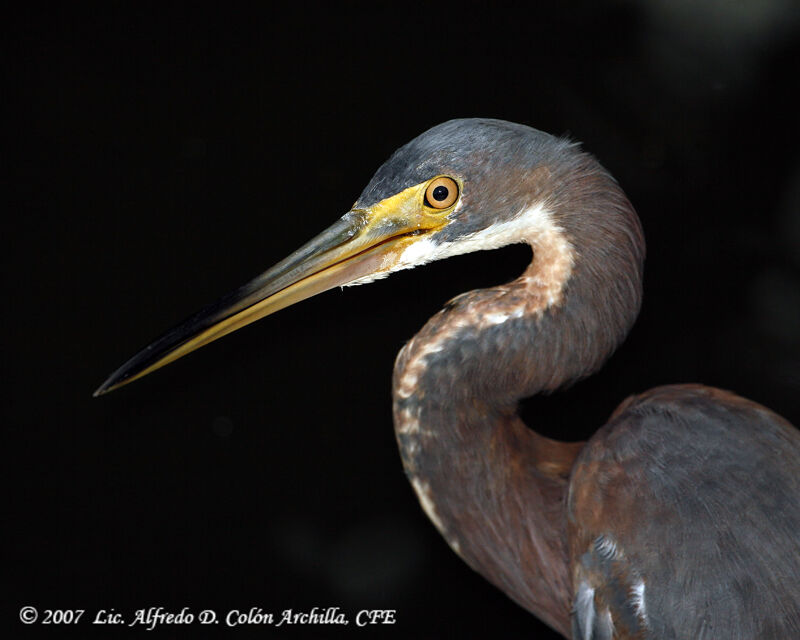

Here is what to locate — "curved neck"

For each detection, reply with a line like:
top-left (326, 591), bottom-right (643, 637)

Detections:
top-left (392, 265), bottom-right (591, 636)
top-left (392, 171), bottom-right (644, 636)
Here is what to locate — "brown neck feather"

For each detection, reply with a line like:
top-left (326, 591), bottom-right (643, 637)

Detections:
top-left (393, 267), bottom-right (587, 637)
top-left (392, 158), bottom-right (644, 637)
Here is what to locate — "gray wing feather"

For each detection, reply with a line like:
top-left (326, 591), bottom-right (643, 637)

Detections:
top-left (572, 581), bottom-right (614, 640)
top-left (569, 385), bottom-right (800, 639)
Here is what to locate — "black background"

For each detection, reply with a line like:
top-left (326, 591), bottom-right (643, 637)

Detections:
top-left (6, 3), bottom-right (800, 639)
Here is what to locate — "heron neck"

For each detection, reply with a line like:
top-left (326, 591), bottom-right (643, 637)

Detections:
top-left (391, 272), bottom-right (591, 636)
top-left (392, 195), bottom-right (643, 635)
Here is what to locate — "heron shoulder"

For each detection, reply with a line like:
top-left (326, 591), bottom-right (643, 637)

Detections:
top-left (566, 383), bottom-right (800, 638)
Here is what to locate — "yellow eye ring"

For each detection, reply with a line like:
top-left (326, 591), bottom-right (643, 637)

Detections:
top-left (424, 177), bottom-right (459, 209)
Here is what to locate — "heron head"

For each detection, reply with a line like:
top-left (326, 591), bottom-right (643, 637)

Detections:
top-left (94, 119), bottom-right (610, 395)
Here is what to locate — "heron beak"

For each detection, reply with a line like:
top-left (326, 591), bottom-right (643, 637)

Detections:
top-left (94, 182), bottom-right (450, 395)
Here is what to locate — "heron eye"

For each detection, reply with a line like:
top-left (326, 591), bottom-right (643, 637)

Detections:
top-left (424, 177), bottom-right (459, 209)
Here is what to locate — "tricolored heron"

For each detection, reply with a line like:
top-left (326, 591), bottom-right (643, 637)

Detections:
top-left (96, 119), bottom-right (800, 638)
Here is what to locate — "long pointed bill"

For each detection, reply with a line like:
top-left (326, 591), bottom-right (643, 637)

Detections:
top-left (94, 183), bottom-right (450, 395)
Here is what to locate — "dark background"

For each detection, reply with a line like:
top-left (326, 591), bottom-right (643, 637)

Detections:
top-left (6, 3), bottom-right (800, 638)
